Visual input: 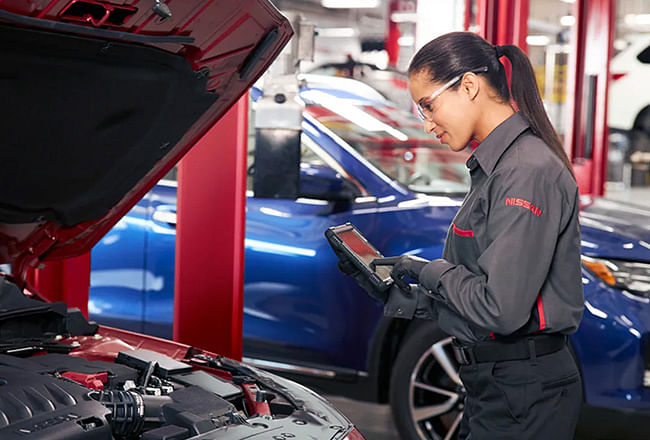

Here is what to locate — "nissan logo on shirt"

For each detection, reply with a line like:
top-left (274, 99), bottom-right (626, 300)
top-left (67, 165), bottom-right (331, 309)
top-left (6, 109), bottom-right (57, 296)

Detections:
top-left (504, 197), bottom-right (542, 217)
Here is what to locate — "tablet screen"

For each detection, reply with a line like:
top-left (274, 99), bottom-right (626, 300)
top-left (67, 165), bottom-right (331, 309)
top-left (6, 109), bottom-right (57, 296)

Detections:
top-left (337, 228), bottom-right (392, 282)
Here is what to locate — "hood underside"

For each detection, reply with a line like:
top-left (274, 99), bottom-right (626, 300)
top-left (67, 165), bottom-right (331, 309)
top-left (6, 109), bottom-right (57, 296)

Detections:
top-left (0, 1), bottom-right (292, 276)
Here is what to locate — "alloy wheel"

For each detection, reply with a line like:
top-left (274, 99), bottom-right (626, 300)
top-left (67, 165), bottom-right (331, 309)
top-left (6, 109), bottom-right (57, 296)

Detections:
top-left (408, 337), bottom-right (465, 440)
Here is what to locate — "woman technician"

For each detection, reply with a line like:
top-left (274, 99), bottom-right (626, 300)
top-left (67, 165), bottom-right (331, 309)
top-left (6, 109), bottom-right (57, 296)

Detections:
top-left (390, 32), bottom-right (585, 439)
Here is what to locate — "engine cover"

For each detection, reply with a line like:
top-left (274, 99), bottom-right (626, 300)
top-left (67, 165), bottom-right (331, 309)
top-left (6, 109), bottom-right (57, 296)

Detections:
top-left (0, 366), bottom-right (112, 440)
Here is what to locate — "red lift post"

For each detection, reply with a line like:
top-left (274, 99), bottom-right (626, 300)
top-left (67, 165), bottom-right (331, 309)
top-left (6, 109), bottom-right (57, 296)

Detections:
top-left (476, 0), bottom-right (499, 44)
top-left (173, 94), bottom-right (249, 361)
top-left (27, 254), bottom-right (91, 317)
top-left (386, 0), bottom-right (402, 68)
top-left (476, 0), bottom-right (529, 49)
top-left (464, 0), bottom-right (473, 32)
top-left (477, 0), bottom-right (615, 196)
top-left (565, 0), bottom-right (616, 195)
top-left (496, 0), bottom-right (528, 50)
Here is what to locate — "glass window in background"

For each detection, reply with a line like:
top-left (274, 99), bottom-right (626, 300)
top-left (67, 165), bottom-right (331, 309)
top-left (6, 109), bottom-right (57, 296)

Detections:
top-left (527, 0), bottom-right (574, 143)
top-left (607, 0), bottom-right (650, 190)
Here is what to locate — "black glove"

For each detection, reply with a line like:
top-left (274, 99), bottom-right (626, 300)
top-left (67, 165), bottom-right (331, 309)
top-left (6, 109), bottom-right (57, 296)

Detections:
top-left (334, 251), bottom-right (388, 303)
top-left (390, 255), bottom-right (430, 290)
top-left (336, 257), bottom-right (359, 276)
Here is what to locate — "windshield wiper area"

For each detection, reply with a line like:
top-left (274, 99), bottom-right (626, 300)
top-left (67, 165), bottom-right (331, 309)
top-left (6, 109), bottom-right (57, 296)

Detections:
top-left (0, 339), bottom-right (78, 356)
top-left (0, 277), bottom-right (100, 356)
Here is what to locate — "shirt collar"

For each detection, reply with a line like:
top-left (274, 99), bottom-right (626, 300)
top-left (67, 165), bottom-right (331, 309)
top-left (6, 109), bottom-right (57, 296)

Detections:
top-left (466, 112), bottom-right (530, 176)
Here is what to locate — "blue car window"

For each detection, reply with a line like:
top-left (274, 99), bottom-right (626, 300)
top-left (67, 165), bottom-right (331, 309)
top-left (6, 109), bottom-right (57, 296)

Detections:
top-left (246, 128), bottom-right (341, 195)
top-left (305, 103), bottom-right (471, 196)
top-left (300, 135), bottom-right (328, 167)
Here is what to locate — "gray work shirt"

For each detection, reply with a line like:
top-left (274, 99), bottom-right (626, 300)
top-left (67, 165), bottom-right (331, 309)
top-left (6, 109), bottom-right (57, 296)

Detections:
top-left (418, 112), bottom-right (584, 344)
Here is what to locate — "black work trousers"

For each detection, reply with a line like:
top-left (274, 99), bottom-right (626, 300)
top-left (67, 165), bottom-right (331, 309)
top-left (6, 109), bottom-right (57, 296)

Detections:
top-left (458, 345), bottom-right (582, 439)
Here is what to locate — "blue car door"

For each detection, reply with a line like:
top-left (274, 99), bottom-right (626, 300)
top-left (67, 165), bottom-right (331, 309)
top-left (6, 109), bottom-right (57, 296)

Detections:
top-left (142, 176), bottom-right (178, 339)
top-left (89, 196), bottom-right (149, 333)
top-left (243, 132), bottom-right (385, 371)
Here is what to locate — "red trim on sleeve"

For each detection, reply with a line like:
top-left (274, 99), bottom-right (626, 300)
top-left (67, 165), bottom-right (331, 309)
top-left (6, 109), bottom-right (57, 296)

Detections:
top-left (536, 292), bottom-right (546, 330)
top-left (452, 222), bottom-right (474, 237)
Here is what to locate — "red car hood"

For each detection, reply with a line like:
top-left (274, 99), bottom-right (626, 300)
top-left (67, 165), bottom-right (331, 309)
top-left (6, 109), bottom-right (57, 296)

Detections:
top-left (0, 1), bottom-right (292, 281)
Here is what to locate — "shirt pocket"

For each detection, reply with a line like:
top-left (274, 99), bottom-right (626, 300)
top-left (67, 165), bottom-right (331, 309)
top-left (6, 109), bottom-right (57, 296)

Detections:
top-left (448, 192), bottom-right (486, 244)
top-left (445, 214), bottom-right (481, 273)
top-left (451, 221), bottom-right (474, 238)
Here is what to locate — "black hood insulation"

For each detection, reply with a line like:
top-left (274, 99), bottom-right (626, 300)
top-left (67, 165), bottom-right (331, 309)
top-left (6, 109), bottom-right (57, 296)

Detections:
top-left (0, 24), bottom-right (217, 225)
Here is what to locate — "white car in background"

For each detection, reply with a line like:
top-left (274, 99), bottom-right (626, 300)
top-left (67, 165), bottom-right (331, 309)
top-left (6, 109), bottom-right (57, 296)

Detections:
top-left (609, 34), bottom-right (650, 154)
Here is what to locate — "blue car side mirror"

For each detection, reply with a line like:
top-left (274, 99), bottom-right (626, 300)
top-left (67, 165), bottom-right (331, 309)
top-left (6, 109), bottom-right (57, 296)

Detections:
top-left (299, 164), bottom-right (361, 202)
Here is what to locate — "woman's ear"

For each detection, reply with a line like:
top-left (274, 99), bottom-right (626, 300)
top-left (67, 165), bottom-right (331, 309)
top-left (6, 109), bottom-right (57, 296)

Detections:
top-left (461, 72), bottom-right (480, 101)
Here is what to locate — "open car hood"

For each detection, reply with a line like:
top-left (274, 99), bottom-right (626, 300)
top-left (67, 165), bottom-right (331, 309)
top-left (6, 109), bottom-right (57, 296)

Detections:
top-left (0, 1), bottom-right (292, 281)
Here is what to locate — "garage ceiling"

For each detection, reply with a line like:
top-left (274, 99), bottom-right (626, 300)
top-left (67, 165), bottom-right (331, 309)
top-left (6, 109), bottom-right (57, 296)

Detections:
top-left (272, 0), bottom-right (388, 39)
top-left (271, 0), bottom-right (650, 49)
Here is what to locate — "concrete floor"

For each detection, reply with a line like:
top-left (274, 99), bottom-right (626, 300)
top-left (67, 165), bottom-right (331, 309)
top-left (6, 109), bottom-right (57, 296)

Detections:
top-left (325, 395), bottom-right (400, 439)
top-left (323, 185), bottom-right (650, 440)
top-left (604, 184), bottom-right (650, 207)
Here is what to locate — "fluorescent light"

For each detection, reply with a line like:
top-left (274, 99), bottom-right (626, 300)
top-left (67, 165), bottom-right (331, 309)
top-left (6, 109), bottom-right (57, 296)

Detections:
top-left (526, 35), bottom-right (550, 46)
top-left (317, 27), bottom-right (357, 38)
top-left (391, 12), bottom-right (418, 22)
top-left (638, 14), bottom-right (650, 25)
top-left (398, 36), bottom-right (415, 46)
top-left (322, 0), bottom-right (379, 8)
top-left (613, 39), bottom-right (629, 51)
top-left (301, 90), bottom-right (408, 141)
top-left (560, 15), bottom-right (575, 26)
top-left (560, 0), bottom-right (575, 3)
top-left (625, 14), bottom-right (650, 26)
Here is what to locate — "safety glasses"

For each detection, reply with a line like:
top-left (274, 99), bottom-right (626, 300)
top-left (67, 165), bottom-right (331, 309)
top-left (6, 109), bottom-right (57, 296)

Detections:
top-left (416, 66), bottom-right (488, 122)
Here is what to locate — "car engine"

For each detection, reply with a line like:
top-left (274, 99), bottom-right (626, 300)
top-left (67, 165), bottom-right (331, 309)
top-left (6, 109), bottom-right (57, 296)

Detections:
top-left (0, 350), bottom-right (261, 440)
top-left (0, 277), bottom-right (354, 440)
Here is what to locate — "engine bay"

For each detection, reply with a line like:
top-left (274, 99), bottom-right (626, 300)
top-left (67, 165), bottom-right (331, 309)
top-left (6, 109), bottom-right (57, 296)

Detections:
top-left (0, 277), bottom-right (352, 439)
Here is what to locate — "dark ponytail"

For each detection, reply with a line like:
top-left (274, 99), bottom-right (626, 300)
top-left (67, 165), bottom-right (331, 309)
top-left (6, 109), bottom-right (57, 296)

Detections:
top-left (409, 32), bottom-right (574, 178)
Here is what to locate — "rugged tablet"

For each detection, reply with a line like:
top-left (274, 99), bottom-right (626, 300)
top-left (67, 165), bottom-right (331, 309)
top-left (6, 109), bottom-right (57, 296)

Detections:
top-left (325, 223), bottom-right (393, 292)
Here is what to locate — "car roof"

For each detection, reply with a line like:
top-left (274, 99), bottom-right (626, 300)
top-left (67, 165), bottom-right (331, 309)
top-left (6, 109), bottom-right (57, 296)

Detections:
top-left (298, 74), bottom-right (389, 103)
top-left (252, 74), bottom-right (390, 104)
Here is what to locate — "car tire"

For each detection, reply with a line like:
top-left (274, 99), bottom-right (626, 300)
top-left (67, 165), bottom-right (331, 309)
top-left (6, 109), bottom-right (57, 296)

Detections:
top-left (389, 322), bottom-right (465, 440)
top-left (630, 107), bottom-right (650, 155)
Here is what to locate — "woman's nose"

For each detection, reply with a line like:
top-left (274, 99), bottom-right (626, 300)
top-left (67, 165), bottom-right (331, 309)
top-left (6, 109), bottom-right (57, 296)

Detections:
top-left (423, 119), bottom-right (437, 134)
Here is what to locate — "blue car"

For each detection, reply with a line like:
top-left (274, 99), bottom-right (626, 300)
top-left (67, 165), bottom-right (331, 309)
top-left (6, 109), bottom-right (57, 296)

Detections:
top-left (90, 75), bottom-right (650, 440)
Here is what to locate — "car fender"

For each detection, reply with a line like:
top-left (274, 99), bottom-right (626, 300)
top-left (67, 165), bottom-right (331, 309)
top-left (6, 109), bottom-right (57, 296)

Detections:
top-left (365, 316), bottom-right (437, 403)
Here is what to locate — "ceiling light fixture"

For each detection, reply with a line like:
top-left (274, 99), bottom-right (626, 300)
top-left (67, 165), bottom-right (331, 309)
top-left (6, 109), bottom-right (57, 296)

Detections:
top-left (321, 0), bottom-right (379, 8)
top-left (625, 14), bottom-right (650, 26)
top-left (390, 12), bottom-right (418, 23)
top-left (613, 39), bottom-right (629, 51)
top-left (560, 15), bottom-right (576, 26)
top-left (398, 36), bottom-right (415, 46)
top-left (317, 27), bottom-right (358, 38)
top-left (526, 35), bottom-right (551, 46)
